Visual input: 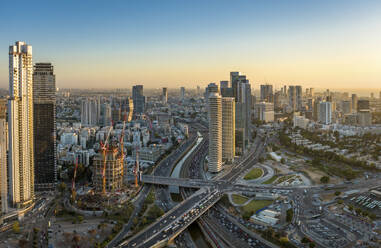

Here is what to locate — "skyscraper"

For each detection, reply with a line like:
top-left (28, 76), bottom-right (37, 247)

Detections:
top-left (319, 102), bottom-right (332, 125)
top-left (231, 72), bottom-right (251, 154)
top-left (0, 99), bottom-right (8, 213)
top-left (8, 41), bottom-right (34, 207)
top-left (208, 93), bottom-right (222, 173)
top-left (221, 97), bottom-right (235, 163)
top-left (351, 94), bottom-right (358, 113)
top-left (162, 87), bottom-right (168, 104)
top-left (288, 85), bottom-right (302, 111)
top-left (132, 85), bottom-right (145, 114)
top-left (33, 63), bottom-right (56, 191)
top-left (122, 97), bottom-right (134, 122)
top-left (260, 84), bottom-right (273, 102)
top-left (220, 81), bottom-right (228, 89)
top-left (205, 83), bottom-right (219, 103)
top-left (341, 100), bottom-right (352, 114)
top-left (81, 98), bottom-right (99, 126)
top-left (357, 99), bottom-right (370, 112)
top-left (180, 87), bottom-right (185, 101)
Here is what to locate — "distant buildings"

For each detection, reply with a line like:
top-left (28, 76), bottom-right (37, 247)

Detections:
top-left (33, 63), bottom-right (57, 191)
top-left (208, 93), bottom-right (222, 172)
top-left (254, 102), bottom-right (274, 123)
top-left (351, 94), bottom-right (358, 113)
top-left (8, 41), bottom-right (34, 208)
top-left (132, 85), bottom-right (145, 114)
top-left (357, 99), bottom-right (370, 112)
top-left (260, 84), bottom-right (273, 102)
top-left (81, 98), bottom-right (100, 126)
top-left (319, 101), bottom-right (332, 125)
top-left (341, 100), bottom-right (352, 114)
top-left (288, 85), bottom-right (302, 111)
top-left (220, 81), bottom-right (228, 89)
top-left (180, 87), bottom-right (185, 101)
top-left (162, 87), bottom-right (168, 104)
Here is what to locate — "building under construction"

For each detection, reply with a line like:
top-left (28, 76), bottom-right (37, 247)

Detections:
top-left (93, 146), bottom-right (123, 193)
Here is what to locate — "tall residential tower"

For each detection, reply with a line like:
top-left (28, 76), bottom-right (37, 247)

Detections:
top-left (208, 93), bottom-right (222, 173)
top-left (8, 41), bottom-right (35, 207)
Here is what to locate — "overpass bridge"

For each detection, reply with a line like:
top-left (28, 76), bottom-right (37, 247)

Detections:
top-left (118, 188), bottom-right (222, 248)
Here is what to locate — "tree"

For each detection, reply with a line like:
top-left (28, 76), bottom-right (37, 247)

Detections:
top-left (309, 243), bottom-right (316, 248)
top-left (334, 191), bottom-right (341, 196)
top-left (301, 237), bottom-right (310, 243)
top-left (12, 221), bottom-right (20, 233)
top-left (58, 182), bottom-right (67, 194)
top-left (280, 158), bottom-right (286, 164)
top-left (320, 176), bottom-right (330, 184)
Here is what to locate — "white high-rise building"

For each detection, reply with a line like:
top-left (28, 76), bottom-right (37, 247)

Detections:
top-left (81, 98), bottom-right (99, 126)
top-left (222, 97), bottom-right (235, 163)
top-left (319, 102), bottom-right (332, 125)
top-left (208, 93), bottom-right (222, 173)
top-left (8, 41), bottom-right (35, 207)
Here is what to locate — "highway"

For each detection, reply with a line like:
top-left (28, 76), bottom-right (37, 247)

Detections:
top-left (119, 124), bottom-right (381, 248)
top-left (118, 188), bottom-right (222, 248)
top-left (107, 132), bottom-right (199, 247)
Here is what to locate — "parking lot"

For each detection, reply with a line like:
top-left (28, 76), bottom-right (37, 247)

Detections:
top-left (305, 220), bottom-right (349, 247)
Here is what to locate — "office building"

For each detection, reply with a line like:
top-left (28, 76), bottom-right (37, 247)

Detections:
top-left (254, 102), bottom-right (275, 122)
top-left (0, 99), bottom-right (8, 213)
top-left (162, 87), bottom-right (168, 104)
top-left (180, 87), bottom-right (185, 101)
top-left (33, 63), bottom-right (56, 191)
top-left (132, 85), bottom-right (145, 114)
top-left (358, 110), bottom-right (372, 126)
top-left (220, 81), bottom-right (228, 89)
top-left (288, 85), bottom-right (302, 111)
top-left (351, 94), bottom-right (358, 113)
top-left (319, 102), bottom-right (332, 125)
top-left (260, 84), bottom-right (273, 102)
top-left (230, 72), bottom-right (251, 154)
top-left (8, 41), bottom-right (34, 207)
top-left (357, 100), bottom-right (370, 112)
top-left (341, 100), bottom-right (352, 115)
top-left (208, 93), bottom-right (222, 173)
top-left (221, 97), bottom-right (235, 163)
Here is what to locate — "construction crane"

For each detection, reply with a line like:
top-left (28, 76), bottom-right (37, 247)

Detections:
top-left (101, 124), bottom-right (113, 195)
top-left (120, 108), bottom-right (127, 178)
top-left (71, 157), bottom-right (79, 202)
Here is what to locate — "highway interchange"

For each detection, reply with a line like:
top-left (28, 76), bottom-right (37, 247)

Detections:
top-left (116, 124), bottom-right (381, 248)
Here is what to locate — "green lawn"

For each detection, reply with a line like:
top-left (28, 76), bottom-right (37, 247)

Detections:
top-left (243, 168), bottom-right (263, 180)
top-left (231, 194), bottom-right (249, 205)
top-left (241, 200), bottom-right (273, 215)
top-left (262, 175), bottom-right (278, 184)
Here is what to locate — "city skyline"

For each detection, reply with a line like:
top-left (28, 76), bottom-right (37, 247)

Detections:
top-left (1, 0), bottom-right (381, 89)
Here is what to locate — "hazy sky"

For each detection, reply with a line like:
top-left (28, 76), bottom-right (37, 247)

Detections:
top-left (1, 0), bottom-right (381, 90)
